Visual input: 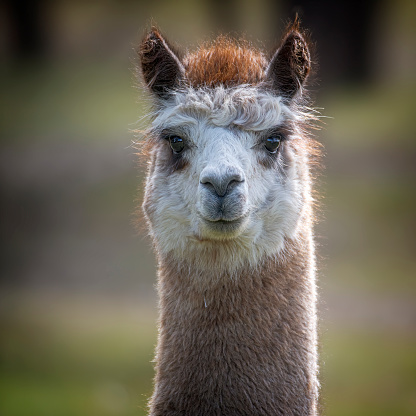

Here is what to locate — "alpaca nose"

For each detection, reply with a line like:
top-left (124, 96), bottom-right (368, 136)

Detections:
top-left (200, 165), bottom-right (245, 197)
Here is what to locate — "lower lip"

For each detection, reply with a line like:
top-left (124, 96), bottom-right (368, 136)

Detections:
top-left (202, 217), bottom-right (246, 233)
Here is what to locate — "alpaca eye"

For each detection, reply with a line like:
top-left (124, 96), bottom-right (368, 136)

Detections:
top-left (265, 135), bottom-right (282, 153)
top-left (168, 136), bottom-right (185, 154)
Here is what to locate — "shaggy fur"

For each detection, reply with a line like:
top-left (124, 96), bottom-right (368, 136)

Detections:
top-left (138, 20), bottom-right (321, 416)
top-left (152, 233), bottom-right (319, 416)
top-left (184, 36), bottom-right (267, 88)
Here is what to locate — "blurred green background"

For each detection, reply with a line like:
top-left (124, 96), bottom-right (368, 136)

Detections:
top-left (0, 1), bottom-right (415, 415)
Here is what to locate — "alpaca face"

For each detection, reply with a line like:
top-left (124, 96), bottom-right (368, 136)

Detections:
top-left (139, 28), bottom-right (314, 271)
top-left (143, 87), bottom-right (309, 271)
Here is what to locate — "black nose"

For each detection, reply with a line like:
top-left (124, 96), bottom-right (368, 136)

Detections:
top-left (200, 165), bottom-right (245, 197)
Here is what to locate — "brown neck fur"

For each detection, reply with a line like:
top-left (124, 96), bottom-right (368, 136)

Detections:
top-left (149, 233), bottom-right (319, 416)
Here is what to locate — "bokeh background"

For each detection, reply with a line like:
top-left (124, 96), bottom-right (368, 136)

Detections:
top-left (1, 1), bottom-right (415, 415)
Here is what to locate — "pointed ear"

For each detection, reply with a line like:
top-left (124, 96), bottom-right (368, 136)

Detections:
top-left (139, 29), bottom-right (185, 99)
top-left (266, 24), bottom-right (311, 100)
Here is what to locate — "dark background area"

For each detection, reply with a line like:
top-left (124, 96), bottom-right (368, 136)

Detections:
top-left (1, 1), bottom-right (415, 415)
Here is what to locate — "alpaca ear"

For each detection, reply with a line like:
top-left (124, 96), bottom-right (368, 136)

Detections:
top-left (266, 24), bottom-right (311, 99)
top-left (139, 29), bottom-right (185, 99)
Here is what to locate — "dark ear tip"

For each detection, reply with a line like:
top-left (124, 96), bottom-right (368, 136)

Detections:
top-left (140, 29), bottom-right (161, 53)
top-left (282, 15), bottom-right (310, 52)
top-left (286, 31), bottom-right (311, 73)
top-left (140, 25), bottom-right (168, 50)
top-left (281, 22), bottom-right (308, 50)
top-left (147, 27), bottom-right (162, 42)
top-left (290, 13), bottom-right (301, 32)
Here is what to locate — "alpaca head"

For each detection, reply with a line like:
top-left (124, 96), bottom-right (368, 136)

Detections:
top-left (139, 23), bottom-right (318, 273)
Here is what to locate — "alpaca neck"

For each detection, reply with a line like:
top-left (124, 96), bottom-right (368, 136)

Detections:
top-left (150, 235), bottom-right (319, 416)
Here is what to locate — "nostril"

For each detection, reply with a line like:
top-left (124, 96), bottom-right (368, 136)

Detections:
top-left (200, 166), bottom-right (245, 197)
top-left (225, 177), bottom-right (244, 193)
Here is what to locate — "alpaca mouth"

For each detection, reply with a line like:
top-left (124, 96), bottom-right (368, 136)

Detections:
top-left (199, 214), bottom-right (249, 237)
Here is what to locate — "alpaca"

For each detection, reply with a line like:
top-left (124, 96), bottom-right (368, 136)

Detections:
top-left (138, 20), bottom-right (321, 416)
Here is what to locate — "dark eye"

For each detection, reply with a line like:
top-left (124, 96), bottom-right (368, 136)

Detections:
top-left (264, 135), bottom-right (282, 153)
top-left (168, 136), bottom-right (185, 154)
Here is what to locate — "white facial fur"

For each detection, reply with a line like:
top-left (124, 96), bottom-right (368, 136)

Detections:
top-left (143, 86), bottom-right (311, 274)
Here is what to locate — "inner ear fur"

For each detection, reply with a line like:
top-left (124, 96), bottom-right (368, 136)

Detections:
top-left (139, 28), bottom-right (185, 99)
top-left (266, 21), bottom-right (312, 100)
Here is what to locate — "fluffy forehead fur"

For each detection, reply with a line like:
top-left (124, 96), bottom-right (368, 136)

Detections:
top-left (184, 36), bottom-right (267, 88)
top-left (152, 86), bottom-right (293, 132)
